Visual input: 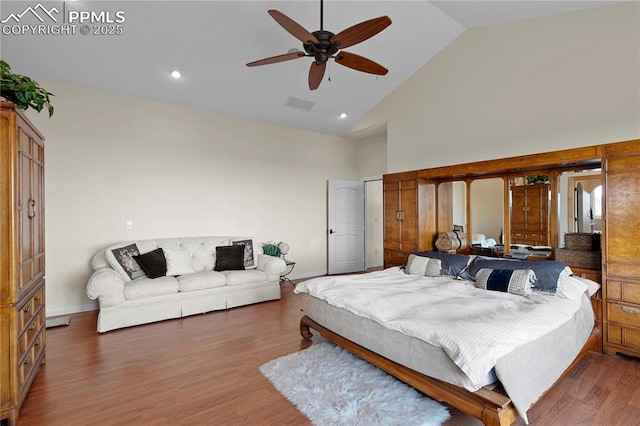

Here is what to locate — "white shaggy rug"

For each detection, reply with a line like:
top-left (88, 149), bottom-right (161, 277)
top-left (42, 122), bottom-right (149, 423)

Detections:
top-left (259, 342), bottom-right (450, 426)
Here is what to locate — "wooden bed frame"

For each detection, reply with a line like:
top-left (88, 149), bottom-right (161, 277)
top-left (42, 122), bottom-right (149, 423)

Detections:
top-left (300, 315), bottom-right (600, 426)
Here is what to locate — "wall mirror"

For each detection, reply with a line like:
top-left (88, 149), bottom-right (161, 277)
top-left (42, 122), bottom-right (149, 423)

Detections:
top-left (557, 169), bottom-right (602, 246)
top-left (437, 181), bottom-right (467, 233)
top-left (470, 177), bottom-right (504, 245)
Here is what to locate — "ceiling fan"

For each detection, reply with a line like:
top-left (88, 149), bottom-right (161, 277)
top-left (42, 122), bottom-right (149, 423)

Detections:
top-left (246, 0), bottom-right (391, 90)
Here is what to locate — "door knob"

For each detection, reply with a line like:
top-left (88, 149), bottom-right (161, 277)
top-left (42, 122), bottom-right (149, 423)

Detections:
top-left (329, 229), bottom-right (335, 234)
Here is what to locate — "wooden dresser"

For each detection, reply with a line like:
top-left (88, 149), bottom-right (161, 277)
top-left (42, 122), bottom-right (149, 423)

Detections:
top-left (1, 102), bottom-right (46, 425)
top-left (510, 183), bottom-right (550, 246)
top-left (383, 172), bottom-right (437, 268)
top-left (602, 142), bottom-right (640, 357)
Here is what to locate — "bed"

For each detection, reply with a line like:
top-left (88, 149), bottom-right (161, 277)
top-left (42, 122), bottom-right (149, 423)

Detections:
top-left (294, 253), bottom-right (601, 426)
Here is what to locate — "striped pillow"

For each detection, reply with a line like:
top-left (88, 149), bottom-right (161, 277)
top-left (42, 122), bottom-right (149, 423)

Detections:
top-left (475, 268), bottom-right (535, 297)
top-left (406, 254), bottom-right (442, 277)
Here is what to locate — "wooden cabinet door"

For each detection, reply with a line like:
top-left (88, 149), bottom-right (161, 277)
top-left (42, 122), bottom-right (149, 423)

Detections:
top-left (605, 155), bottom-right (640, 278)
top-left (384, 181), bottom-right (401, 251)
top-left (526, 185), bottom-right (549, 234)
top-left (399, 180), bottom-right (418, 253)
top-left (511, 186), bottom-right (527, 232)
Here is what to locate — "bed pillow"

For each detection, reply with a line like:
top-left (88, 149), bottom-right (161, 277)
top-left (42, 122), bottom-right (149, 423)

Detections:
top-left (475, 268), bottom-right (534, 297)
top-left (412, 251), bottom-right (470, 277)
top-left (231, 238), bottom-right (256, 269)
top-left (405, 254), bottom-right (442, 277)
top-left (132, 248), bottom-right (167, 279)
top-left (461, 257), bottom-right (568, 293)
top-left (165, 249), bottom-right (195, 276)
top-left (214, 245), bottom-right (246, 271)
top-left (106, 243), bottom-right (145, 281)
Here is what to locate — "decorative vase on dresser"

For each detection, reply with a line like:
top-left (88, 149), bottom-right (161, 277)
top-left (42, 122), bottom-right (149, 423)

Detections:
top-left (1, 102), bottom-right (46, 425)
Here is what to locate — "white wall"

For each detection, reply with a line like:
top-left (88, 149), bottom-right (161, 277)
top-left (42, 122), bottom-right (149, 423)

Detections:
top-left (27, 81), bottom-right (358, 314)
top-left (350, 2), bottom-right (640, 172)
top-left (365, 180), bottom-right (383, 268)
top-left (356, 132), bottom-right (387, 178)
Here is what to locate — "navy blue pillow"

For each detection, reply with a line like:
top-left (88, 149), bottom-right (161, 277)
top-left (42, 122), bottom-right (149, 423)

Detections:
top-left (413, 251), bottom-right (470, 277)
top-left (461, 257), bottom-right (568, 293)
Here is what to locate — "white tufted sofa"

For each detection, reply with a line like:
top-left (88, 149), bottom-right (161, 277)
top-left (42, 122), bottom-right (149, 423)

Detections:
top-left (86, 236), bottom-right (286, 332)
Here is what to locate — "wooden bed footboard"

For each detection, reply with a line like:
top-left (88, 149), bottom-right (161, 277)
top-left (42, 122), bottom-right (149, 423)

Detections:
top-left (300, 315), bottom-right (600, 426)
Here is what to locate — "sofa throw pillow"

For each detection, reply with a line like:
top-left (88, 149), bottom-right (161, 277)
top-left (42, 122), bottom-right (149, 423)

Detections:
top-left (405, 254), bottom-right (441, 277)
top-left (475, 268), bottom-right (535, 297)
top-left (214, 245), bottom-right (246, 272)
top-left (164, 249), bottom-right (195, 276)
top-left (232, 239), bottom-right (256, 269)
top-left (107, 243), bottom-right (145, 281)
top-left (133, 248), bottom-right (167, 279)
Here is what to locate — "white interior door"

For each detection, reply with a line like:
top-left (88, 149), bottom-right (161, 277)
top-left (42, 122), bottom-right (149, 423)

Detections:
top-left (328, 180), bottom-right (365, 275)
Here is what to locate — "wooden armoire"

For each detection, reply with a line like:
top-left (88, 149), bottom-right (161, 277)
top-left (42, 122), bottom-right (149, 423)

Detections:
top-left (1, 102), bottom-right (46, 425)
top-left (510, 183), bottom-right (550, 246)
top-left (383, 171), bottom-right (437, 268)
top-left (602, 143), bottom-right (640, 358)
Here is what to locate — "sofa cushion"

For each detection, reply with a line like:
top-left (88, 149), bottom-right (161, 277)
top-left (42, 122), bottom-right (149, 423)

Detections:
top-left (177, 271), bottom-right (226, 292)
top-left (133, 248), bottom-right (167, 279)
top-left (123, 276), bottom-right (179, 300)
top-left (232, 239), bottom-right (257, 269)
top-left (214, 245), bottom-right (246, 271)
top-left (223, 269), bottom-right (268, 286)
top-left (165, 249), bottom-right (195, 276)
top-left (107, 243), bottom-right (145, 281)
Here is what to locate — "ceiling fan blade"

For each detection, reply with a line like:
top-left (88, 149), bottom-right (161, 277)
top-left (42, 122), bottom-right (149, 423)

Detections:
top-left (246, 51), bottom-right (305, 67)
top-left (308, 62), bottom-right (326, 90)
top-left (335, 51), bottom-right (388, 76)
top-left (268, 10), bottom-right (319, 44)
top-left (331, 16), bottom-right (391, 49)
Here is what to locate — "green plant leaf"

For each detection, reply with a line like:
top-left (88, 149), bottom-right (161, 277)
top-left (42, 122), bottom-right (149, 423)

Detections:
top-left (0, 60), bottom-right (54, 117)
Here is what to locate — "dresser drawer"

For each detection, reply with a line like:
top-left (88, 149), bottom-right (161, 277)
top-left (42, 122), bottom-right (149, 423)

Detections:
top-left (607, 279), bottom-right (640, 305)
top-left (17, 285), bottom-right (44, 332)
top-left (607, 302), bottom-right (640, 327)
top-left (385, 250), bottom-right (408, 266)
top-left (573, 268), bottom-right (602, 284)
top-left (607, 323), bottom-right (640, 351)
top-left (17, 311), bottom-right (45, 396)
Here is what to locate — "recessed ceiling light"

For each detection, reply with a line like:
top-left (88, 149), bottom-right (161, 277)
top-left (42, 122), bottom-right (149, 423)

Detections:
top-left (339, 113), bottom-right (348, 119)
top-left (170, 69), bottom-right (183, 79)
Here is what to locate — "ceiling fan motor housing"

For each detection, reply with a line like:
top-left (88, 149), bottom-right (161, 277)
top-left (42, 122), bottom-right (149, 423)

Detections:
top-left (304, 30), bottom-right (338, 65)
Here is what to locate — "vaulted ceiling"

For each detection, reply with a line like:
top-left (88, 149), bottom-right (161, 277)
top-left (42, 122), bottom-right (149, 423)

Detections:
top-left (0, 1), bottom-right (623, 135)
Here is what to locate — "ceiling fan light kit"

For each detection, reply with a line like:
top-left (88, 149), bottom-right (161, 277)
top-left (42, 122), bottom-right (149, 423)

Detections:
top-left (246, 0), bottom-right (391, 90)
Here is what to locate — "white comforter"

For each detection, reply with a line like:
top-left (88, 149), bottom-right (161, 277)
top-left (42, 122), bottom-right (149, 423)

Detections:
top-left (295, 267), bottom-right (585, 388)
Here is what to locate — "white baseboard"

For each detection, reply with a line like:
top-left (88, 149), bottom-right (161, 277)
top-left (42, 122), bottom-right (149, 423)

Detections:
top-left (366, 261), bottom-right (384, 269)
top-left (46, 301), bottom-right (98, 317)
top-left (288, 270), bottom-right (327, 281)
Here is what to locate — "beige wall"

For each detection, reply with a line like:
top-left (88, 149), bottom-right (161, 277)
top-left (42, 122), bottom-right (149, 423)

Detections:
top-left (351, 2), bottom-right (640, 173)
top-left (27, 81), bottom-right (358, 314)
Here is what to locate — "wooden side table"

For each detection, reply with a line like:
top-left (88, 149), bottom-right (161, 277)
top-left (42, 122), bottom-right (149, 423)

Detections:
top-left (280, 260), bottom-right (296, 285)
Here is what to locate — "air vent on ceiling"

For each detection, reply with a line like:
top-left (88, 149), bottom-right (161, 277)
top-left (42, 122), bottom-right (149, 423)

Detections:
top-left (285, 97), bottom-right (315, 111)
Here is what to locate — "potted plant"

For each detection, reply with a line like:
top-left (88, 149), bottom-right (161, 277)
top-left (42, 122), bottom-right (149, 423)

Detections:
top-left (0, 60), bottom-right (54, 117)
top-left (261, 242), bottom-right (282, 258)
top-left (526, 174), bottom-right (549, 185)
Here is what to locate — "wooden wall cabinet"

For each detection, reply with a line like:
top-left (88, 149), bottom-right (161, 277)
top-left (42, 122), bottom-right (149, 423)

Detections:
top-left (603, 143), bottom-right (640, 357)
top-left (1, 102), bottom-right (46, 425)
top-left (510, 183), bottom-right (550, 246)
top-left (383, 173), bottom-right (437, 268)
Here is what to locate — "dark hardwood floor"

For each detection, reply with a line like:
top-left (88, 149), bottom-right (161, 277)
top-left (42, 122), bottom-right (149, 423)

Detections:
top-left (15, 281), bottom-right (640, 425)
